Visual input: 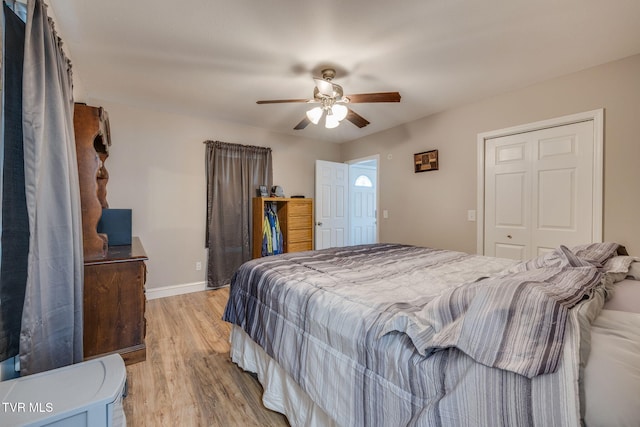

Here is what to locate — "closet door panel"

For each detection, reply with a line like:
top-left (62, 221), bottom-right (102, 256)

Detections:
top-left (531, 121), bottom-right (594, 251)
top-left (484, 136), bottom-right (531, 260)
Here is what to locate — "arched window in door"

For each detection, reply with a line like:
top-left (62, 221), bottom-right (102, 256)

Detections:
top-left (354, 175), bottom-right (373, 188)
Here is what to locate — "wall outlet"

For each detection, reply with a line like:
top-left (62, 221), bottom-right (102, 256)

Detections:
top-left (195, 261), bottom-right (202, 271)
top-left (383, 210), bottom-right (389, 219)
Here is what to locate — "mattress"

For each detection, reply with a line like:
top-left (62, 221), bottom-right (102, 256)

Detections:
top-left (581, 278), bottom-right (640, 425)
top-left (583, 308), bottom-right (640, 426)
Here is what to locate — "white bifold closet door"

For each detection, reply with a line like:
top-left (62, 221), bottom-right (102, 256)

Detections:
top-left (484, 120), bottom-right (595, 260)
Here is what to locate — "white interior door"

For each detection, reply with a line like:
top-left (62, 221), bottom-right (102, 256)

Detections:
top-left (484, 120), bottom-right (597, 260)
top-left (349, 162), bottom-right (377, 245)
top-left (315, 160), bottom-right (349, 249)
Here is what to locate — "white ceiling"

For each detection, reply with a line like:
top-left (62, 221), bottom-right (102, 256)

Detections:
top-left (50, 0), bottom-right (640, 144)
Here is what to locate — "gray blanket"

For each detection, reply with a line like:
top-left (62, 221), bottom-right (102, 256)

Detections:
top-left (381, 246), bottom-right (603, 378)
top-left (223, 243), bottom-right (620, 426)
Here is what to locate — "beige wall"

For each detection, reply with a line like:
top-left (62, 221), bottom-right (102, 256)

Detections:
top-left (89, 53), bottom-right (640, 291)
top-left (91, 101), bottom-right (340, 289)
top-left (340, 53), bottom-right (640, 255)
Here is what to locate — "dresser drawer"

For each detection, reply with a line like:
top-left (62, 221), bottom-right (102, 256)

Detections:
top-left (287, 241), bottom-right (313, 253)
top-left (287, 201), bottom-right (312, 216)
top-left (287, 228), bottom-right (312, 243)
top-left (288, 215), bottom-right (312, 230)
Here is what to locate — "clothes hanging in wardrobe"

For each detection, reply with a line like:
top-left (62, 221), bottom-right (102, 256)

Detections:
top-left (261, 205), bottom-right (283, 256)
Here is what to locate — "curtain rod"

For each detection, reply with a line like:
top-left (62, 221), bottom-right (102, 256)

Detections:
top-left (11, 1), bottom-right (55, 10)
top-left (203, 140), bottom-right (270, 147)
top-left (13, 0), bottom-right (52, 4)
top-left (12, 0), bottom-right (54, 6)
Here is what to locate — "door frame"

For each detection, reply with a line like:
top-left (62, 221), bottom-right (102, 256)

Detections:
top-left (347, 154), bottom-right (380, 244)
top-left (476, 109), bottom-right (604, 255)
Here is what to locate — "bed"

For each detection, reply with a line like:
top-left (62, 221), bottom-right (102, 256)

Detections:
top-left (222, 243), bottom-right (640, 426)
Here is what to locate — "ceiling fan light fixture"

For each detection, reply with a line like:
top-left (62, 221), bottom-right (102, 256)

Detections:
top-left (325, 113), bottom-right (340, 129)
top-left (256, 67), bottom-right (400, 130)
top-left (314, 79), bottom-right (335, 97)
top-left (306, 106), bottom-right (323, 125)
top-left (331, 104), bottom-right (348, 121)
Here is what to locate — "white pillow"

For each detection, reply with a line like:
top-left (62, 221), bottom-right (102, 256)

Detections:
top-left (584, 310), bottom-right (640, 426)
top-left (604, 279), bottom-right (640, 313)
top-left (627, 261), bottom-right (640, 280)
top-left (602, 256), bottom-right (637, 283)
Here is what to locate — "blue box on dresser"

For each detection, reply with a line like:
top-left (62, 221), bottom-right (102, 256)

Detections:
top-left (98, 208), bottom-right (132, 246)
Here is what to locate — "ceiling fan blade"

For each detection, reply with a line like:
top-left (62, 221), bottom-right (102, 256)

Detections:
top-left (294, 117), bottom-right (311, 130)
top-left (314, 78), bottom-right (335, 97)
top-left (256, 99), bottom-right (311, 104)
top-left (345, 92), bottom-right (401, 103)
top-left (346, 109), bottom-right (370, 128)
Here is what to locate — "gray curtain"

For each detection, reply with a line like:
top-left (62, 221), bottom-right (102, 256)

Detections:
top-left (205, 141), bottom-right (272, 289)
top-left (19, 0), bottom-right (83, 375)
top-left (0, 1), bottom-right (28, 364)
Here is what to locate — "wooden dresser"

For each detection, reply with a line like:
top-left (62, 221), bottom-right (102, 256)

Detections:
top-left (83, 237), bottom-right (148, 364)
top-left (74, 102), bottom-right (148, 365)
top-left (253, 197), bottom-right (313, 258)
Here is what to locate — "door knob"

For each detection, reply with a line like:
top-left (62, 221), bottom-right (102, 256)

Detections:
top-left (507, 234), bottom-right (512, 239)
top-left (316, 222), bottom-right (323, 226)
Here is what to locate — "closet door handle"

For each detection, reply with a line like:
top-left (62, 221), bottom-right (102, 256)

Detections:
top-left (316, 222), bottom-right (323, 226)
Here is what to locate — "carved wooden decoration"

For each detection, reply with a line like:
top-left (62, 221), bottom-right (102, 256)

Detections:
top-left (74, 103), bottom-right (112, 260)
top-left (95, 139), bottom-right (110, 209)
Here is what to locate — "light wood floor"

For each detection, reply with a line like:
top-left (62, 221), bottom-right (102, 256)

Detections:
top-left (123, 288), bottom-right (289, 426)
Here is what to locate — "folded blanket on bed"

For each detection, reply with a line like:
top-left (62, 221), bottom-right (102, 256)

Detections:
top-left (380, 246), bottom-right (605, 378)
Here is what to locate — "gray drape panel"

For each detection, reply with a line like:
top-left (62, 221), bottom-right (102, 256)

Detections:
top-left (19, 0), bottom-right (83, 375)
top-left (205, 141), bottom-right (272, 289)
top-left (0, 2), bottom-right (28, 362)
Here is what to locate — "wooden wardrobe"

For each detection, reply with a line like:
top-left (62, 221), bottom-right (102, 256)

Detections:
top-left (252, 197), bottom-right (314, 258)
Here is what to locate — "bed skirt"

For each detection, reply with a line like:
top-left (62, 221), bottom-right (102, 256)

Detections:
top-left (229, 325), bottom-right (337, 427)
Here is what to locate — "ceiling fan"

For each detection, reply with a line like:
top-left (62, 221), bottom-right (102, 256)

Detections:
top-left (256, 68), bottom-right (401, 130)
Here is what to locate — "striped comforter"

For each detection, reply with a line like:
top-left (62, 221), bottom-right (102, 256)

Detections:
top-left (223, 243), bottom-right (620, 426)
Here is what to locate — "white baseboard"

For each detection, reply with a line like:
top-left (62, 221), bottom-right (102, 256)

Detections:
top-left (146, 281), bottom-right (207, 300)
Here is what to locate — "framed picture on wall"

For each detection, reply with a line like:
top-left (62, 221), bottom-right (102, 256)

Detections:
top-left (414, 150), bottom-right (439, 173)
